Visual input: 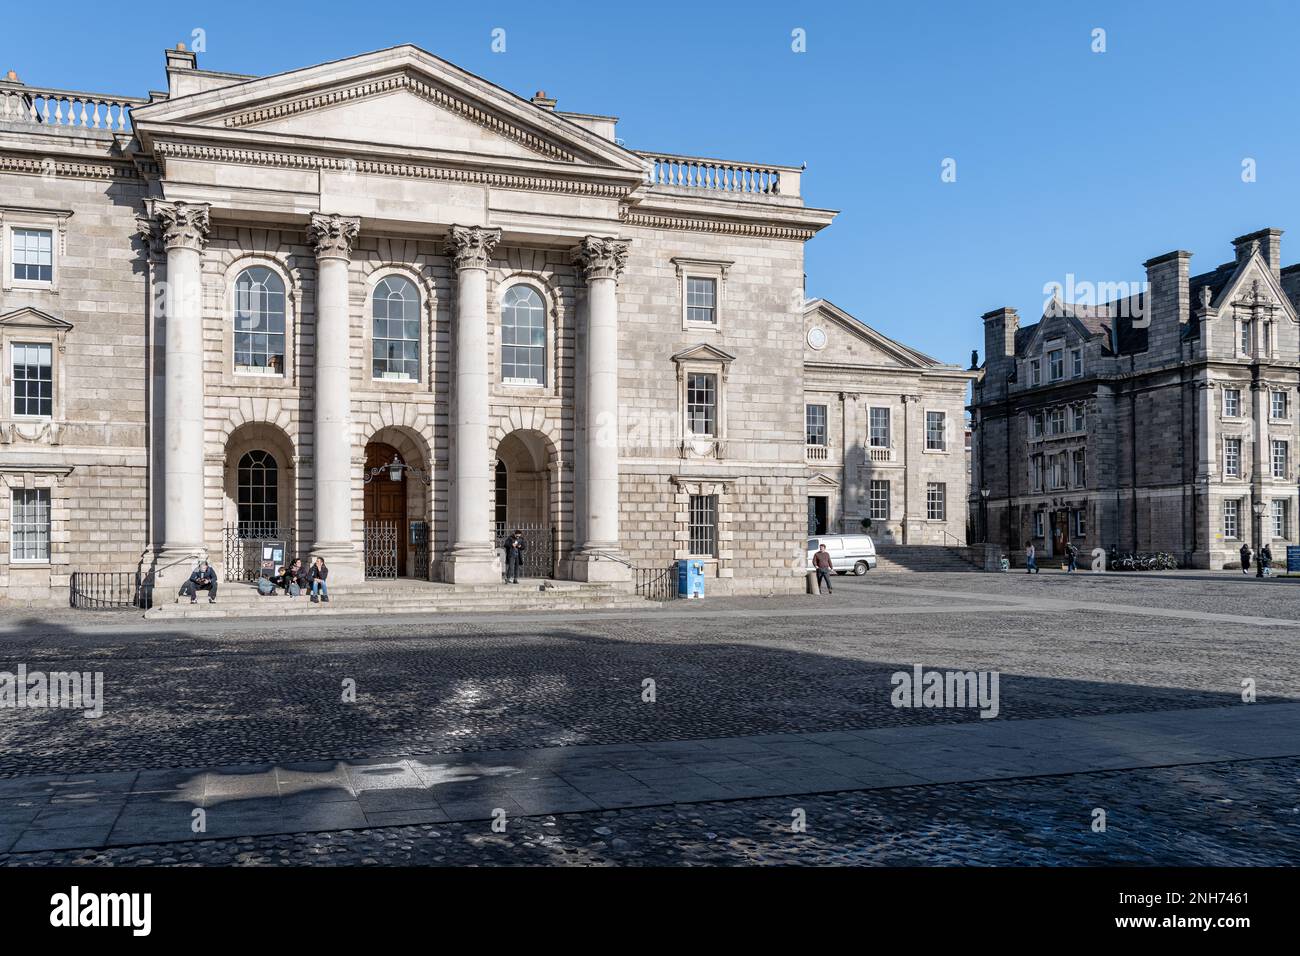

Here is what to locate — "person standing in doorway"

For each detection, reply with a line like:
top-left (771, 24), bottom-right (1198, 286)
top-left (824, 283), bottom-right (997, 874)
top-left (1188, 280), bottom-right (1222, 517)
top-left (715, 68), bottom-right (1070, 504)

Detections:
top-left (813, 543), bottom-right (834, 595)
top-left (1026, 543), bottom-right (1039, 574)
top-left (505, 530), bottom-right (526, 584)
top-left (1240, 542), bottom-right (1252, 575)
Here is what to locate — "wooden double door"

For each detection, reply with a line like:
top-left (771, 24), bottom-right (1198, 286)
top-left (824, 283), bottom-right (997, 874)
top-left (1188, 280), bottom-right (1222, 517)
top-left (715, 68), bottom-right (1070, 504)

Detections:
top-left (364, 442), bottom-right (408, 573)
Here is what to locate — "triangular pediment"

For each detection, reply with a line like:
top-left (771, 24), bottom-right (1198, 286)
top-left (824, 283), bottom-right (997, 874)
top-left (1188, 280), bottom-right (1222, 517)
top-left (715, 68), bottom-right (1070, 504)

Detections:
top-left (808, 472), bottom-right (840, 487)
top-left (0, 307), bottom-right (72, 331)
top-left (803, 299), bottom-right (938, 369)
top-left (132, 45), bottom-right (645, 173)
top-left (672, 342), bottom-right (738, 365)
top-left (1214, 252), bottom-right (1298, 322)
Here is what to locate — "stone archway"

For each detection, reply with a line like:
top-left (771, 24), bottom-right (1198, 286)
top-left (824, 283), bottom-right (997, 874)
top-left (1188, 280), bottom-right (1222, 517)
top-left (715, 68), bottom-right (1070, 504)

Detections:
top-left (493, 428), bottom-right (559, 578)
top-left (222, 422), bottom-right (297, 581)
top-left (363, 425), bottom-right (432, 578)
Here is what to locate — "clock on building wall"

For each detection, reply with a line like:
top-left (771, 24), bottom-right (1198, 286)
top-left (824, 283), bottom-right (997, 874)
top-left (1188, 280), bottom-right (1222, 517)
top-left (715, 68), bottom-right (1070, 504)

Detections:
top-left (807, 326), bottom-right (827, 350)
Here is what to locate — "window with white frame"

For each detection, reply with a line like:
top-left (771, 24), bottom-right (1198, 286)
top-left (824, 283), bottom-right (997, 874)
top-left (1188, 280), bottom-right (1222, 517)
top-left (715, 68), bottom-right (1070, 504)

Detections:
top-left (1030, 411), bottom-right (1044, 439)
top-left (925, 410), bottom-right (946, 450)
top-left (1224, 437), bottom-right (1242, 477)
top-left (869, 407), bottom-right (891, 447)
top-left (1049, 407), bottom-right (1066, 435)
top-left (1240, 321), bottom-right (1251, 356)
top-left (10, 487), bottom-right (50, 562)
top-left (1224, 388), bottom-right (1241, 417)
top-left (1072, 404), bottom-right (1086, 432)
top-left (11, 228), bottom-right (53, 284)
top-left (805, 404), bottom-right (827, 446)
top-left (1048, 349), bottom-right (1064, 382)
top-left (869, 480), bottom-right (890, 520)
top-left (11, 342), bottom-right (52, 417)
top-left (686, 373), bottom-right (717, 437)
top-left (1030, 454), bottom-right (1043, 492)
top-left (372, 275), bottom-right (420, 381)
top-left (1224, 498), bottom-right (1240, 539)
top-left (1033, 510), bottom-right (1045, 538)
top-left (1072, 448), bottom-right (1087, 488)
top-left (688, 494), bottom-right (717, 556)
top-left (1071, 348), bottom-right (1083, 377)
top-left (1274, 499), bottom-right (1289, 539)
top-left (685, 277), bottom-right (716, 324)
top-left (926, 482), bottom-right (946, 520)
top-left (1271, 390), bottom-right (1289, 420)
top-left (1029, 359), bottom-right (1041, 386)
top-left (1073, 508), bottom-right (1087, 538)
top-left (500, 284), bottom-right (546, 385)
top-left (1273, 440), bottom-right (1289, 479)
top-left (1049, 453), bottom-right (1066, 490)
top-left (233, 267), bottom-right (286, 374)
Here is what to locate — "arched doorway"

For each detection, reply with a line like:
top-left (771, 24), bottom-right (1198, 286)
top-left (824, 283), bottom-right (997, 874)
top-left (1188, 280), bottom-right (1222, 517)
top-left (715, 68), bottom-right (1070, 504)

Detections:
top-left (493, 429), bottom-right (557, 578)
top-left (222, 422), bottom-right (297, 582)
top-left (364, 441), bottom-right (407, 577)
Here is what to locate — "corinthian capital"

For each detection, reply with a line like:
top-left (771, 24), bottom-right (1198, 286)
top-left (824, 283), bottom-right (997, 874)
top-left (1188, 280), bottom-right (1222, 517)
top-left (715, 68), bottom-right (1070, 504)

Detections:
top-left (573, 236), bottom-right (630, 283)
top-left (445, 225), bottom-right (502, 271)
top-left (139, 199), bottom-right (210, 253)
top-left (308, 213), bottom-right (361, 261)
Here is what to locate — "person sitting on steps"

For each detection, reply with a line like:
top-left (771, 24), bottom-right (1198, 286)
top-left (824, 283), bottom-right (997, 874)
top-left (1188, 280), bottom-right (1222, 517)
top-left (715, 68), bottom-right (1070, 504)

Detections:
top-left (309, 556), bottom-right (330, 603)
top-left (180, 560), bottom-right (218, 604)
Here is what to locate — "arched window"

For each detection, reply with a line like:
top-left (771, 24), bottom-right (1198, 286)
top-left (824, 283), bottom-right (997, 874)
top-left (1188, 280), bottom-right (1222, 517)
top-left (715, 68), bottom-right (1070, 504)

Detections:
top-left (233, 267), bottom-right (286, 374)
top-left (501, 285), bottom-right (546, 385)
top-left (237, 450), bottom-right (279, 526)
top-left (372, 275), bottom-right (420, 381)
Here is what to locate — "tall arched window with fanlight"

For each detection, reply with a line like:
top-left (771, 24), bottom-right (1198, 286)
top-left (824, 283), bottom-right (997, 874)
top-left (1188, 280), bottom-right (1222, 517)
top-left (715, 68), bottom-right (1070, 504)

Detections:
top-left (237, 450), bottom-right (278, 526)
top-left (372, 275), bottom-right (420, 381)
top-left (501, 285), bottom-right (546, 386)
top-left (233, 267), bottom-right (286, 374)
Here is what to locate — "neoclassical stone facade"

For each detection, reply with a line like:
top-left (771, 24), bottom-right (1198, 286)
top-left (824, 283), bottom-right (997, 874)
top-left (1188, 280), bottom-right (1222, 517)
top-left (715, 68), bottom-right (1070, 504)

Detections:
top-left (0, 44), bottom-right (968, 603)
top-left (971, 228), bottom-right (1300, 569)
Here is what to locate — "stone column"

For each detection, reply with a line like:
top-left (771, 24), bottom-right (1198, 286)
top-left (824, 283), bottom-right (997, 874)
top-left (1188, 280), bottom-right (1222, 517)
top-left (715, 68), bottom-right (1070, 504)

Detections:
top-left (142, 200), bottom-right (210, 575)
top-left (443, 225), bottom-right (502, 584)
top-left (307, 213), bottom-right (362, 582)
top-left (571, 236), bottom-right (631, 581)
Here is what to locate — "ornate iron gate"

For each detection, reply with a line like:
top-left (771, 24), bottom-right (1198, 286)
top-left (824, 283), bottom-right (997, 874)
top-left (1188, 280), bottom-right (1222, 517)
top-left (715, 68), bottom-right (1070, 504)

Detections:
top-left (223, 523), bottom-right (297, 582)
top-left (496, 522), bottom-right (555, 578)
top-left (364, 521), bottom-right (398, 579)
top-left (410, 521), bottom-right (431, 581)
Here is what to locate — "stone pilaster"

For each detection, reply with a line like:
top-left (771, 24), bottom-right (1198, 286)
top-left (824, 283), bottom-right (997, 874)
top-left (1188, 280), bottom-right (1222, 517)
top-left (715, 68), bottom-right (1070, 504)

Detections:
top-left (443, 224), bottom-right (502, 584)
top-left (140, 199), bottom-right (210, 580)
top-left (308, 212), bottom-right (362, 582)
top-left (570, 236), bottom-right (631, 581)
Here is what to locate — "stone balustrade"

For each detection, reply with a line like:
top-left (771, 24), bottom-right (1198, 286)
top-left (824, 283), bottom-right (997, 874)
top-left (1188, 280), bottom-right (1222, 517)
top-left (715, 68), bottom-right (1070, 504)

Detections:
top-left (639, 151), bottom-right (801, 198)
top-left (0, 82), bottom-right (148, 131)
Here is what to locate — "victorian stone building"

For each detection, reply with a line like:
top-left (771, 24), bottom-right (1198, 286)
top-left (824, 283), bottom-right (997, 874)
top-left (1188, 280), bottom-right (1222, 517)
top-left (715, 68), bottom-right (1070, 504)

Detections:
top-left (0, 44), bottom-right (971, 605)
top-left (971, 228), bottom-right (1300, 569)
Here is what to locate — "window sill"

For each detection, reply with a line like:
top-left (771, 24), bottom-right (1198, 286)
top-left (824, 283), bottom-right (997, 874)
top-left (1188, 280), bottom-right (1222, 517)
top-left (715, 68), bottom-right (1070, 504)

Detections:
top-left (234, 368), bottom-right (286, 379)
top-left (9, 561), bottom-right (52, 568)
top-left (500, 380), bottom-right (547, 389)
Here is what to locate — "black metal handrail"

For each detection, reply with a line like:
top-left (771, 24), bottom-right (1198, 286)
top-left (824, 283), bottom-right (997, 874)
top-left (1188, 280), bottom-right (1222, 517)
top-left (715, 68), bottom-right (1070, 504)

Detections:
top-left (635, 562), bottom-right (679, 602)
top-left (69, 571), bottom-right (153, 610)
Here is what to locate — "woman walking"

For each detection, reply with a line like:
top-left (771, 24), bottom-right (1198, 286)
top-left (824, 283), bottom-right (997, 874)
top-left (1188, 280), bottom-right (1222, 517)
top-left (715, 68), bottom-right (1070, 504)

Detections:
top-left (309, 556), bottom-right (330, 603)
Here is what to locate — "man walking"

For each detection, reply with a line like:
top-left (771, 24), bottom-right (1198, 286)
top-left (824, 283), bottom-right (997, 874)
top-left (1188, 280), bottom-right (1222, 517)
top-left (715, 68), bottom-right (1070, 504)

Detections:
top-left (505, 530), bottom-right (526, 584)
top-left (1240, 542), bottom-right (1252, 575)
top-left (1260, 543), bottom-right (1272, 578)
top-left (180, 560), bottom-right (218, 604)
top-left (1026, 543), bottom-right (1039, 574)
top-left (1065, 541), bottom-right (1078, 573)
top-left (813, 543), bottom-right (834, 595)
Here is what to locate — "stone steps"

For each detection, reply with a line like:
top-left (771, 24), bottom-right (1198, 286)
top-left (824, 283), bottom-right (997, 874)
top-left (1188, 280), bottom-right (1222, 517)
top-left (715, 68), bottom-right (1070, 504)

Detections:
top-left (871, 546), bottom-right (980, 573)
top-left (147, 580), bottom-right (655, 620)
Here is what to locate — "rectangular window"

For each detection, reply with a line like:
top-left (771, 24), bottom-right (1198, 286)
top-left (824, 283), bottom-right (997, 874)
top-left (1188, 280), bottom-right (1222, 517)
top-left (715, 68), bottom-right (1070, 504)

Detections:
top-left (1274, 499), bottom-right (1289, 539)
top-left (869, 480), bottom-right (890, 521)
top-left (1029, 359), bottom-right (1041, 386)
top-left (1028, 412), bottom-right (1042, 440)
top-left (1272, 390), bottom-right (1289, 420)
top-left (1071, 348), bottom-right (1083, 377)
top-left (1072, 405), bottom-right (1086, 432)
top-left (1030, 454), bottom-right (1043, 492)
top-left (12, 228), bottom-right (53, 283)
top-left (805, 404), bottom-right (827, 446)
top-left (925, 411), bottom-right (946, 450)
top-left (685, 277), bottom-right (716, 324)
top-left (1240, 322), bottom-right (1251, 355)
top-left (10, 488), bottom-right (50, 561)
top-left (1273, 440), bottom-right (1288, 479)
top-left (1048, 349), bottom-right (1064, 381)
top-left (1224, 437), bottom-right (1241, 478)
top-left (926, 482), bottom-right (946, 521)
top-left (869, 407), bottom-right (891, 447)
top-left (11, 342), bottom-right (53, 417)
top-left (1049, 454), bottom-right (1066, 490)
top-left (1033, 511), bottom-right (1044, 538)
top-left (1073, 508), bottom-right (1087, 538)
top-left (1049, 407), bottom-right (1066, 435)
top-left (1224, 388), bottom-right (1241, 417)
top-left (1072, 449), bottom-right (1087, 488)
top-left (688, 494), bottom-right (717, 556)
top-left (1224, 498), bottom-right (1240, 539)
top-left (686, 373), bottom-right (717, 437)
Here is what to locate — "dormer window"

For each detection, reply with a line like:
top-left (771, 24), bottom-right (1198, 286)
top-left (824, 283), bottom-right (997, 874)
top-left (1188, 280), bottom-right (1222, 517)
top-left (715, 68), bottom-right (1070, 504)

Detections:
top-left (1071, 348), bottom-right (1083, 377)
top-left (1240, 320), bottom-right (1251, 356)
top-left (1048, 348), bottom-right (1064, 382)
top-left (1029, 359), bottom-right (1042, 385)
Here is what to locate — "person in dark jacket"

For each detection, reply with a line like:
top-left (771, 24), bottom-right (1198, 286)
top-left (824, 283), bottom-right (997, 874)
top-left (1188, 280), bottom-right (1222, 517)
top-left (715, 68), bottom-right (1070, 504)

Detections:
top-left (180, 560), bottom-right (218, 604)
top-left (276, 558), bottom-right (306, 597)
top-left (1065, 541), bottom-right (1078, 573)
top-left (309, 556), bottom-right (330, 603)
top-left (505, 530), bottom-right (526, 584)
top-left (813, 544), bottom-right (834, 595)
top-left (1240, 542), bottom-right (1252, 575)
top-left (1260, 543), bottom-right (1273, 578)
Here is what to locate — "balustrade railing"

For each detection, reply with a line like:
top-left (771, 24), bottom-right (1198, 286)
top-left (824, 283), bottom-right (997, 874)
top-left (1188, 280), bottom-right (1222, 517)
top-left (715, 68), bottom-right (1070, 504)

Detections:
top-left (69, 571), bottom-right (153, 610)
top-left (639, 151), bottom-right (799, 197)
top-left (806, 444), bottom-right (830, 461)
top-left (634, 563), bottom-right (679, 602)
top-left (0, 82), bottom-right (147, 131)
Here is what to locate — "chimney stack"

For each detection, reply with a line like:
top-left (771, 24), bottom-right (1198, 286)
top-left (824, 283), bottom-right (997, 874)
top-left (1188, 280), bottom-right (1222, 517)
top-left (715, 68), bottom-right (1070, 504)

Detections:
top-left (1142, 250), bottom-right (1191, 353)
top-left (530, 90), bottom-right (557, 111)
top-left (1232, 228), bottom-right (1283, 281)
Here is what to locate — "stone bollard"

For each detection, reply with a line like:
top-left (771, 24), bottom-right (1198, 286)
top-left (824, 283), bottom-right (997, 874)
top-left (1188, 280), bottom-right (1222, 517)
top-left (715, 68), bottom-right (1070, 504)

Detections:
top-left (806, 569), bottom-right (818, 595)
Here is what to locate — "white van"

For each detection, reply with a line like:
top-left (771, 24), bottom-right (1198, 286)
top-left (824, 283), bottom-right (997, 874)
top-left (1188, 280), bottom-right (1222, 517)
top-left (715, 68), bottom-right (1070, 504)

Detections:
top-left (807, 535), bottom-right (877, 575)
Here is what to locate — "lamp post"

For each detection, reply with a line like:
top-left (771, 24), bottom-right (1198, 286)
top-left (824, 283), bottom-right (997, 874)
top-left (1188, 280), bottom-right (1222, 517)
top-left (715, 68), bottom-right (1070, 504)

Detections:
top-left (979, 487), bottom-right (991, 544)
top-left (363, 454), bottom-right (431, 486)
top-left (1252, 500), bottom-right (1268, 578)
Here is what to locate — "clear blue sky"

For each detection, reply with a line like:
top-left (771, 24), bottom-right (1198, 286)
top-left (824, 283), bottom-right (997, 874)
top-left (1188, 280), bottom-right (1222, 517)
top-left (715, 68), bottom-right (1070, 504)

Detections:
top-left (5, 0), bottom-right (1297, 365)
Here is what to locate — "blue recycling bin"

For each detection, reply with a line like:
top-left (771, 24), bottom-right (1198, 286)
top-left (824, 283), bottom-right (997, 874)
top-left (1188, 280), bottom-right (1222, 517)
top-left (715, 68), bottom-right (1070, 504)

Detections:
top-left (677, 559), bottom-right (705, 599)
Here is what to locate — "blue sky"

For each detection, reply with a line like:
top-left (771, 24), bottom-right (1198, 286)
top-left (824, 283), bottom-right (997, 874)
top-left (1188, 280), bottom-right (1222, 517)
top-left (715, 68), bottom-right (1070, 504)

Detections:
top-left (5, 0), bottom-right (1297, 365)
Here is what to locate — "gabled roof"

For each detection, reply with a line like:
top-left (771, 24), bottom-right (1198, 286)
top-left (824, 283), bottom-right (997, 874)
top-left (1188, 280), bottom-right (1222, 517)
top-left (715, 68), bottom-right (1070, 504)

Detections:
top-left (1204, 248), bottom-right (1298, 322)
top-left (803, 298), bottom-right (949, 369)
top-left (131, 44), bottom-right (647, 175)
